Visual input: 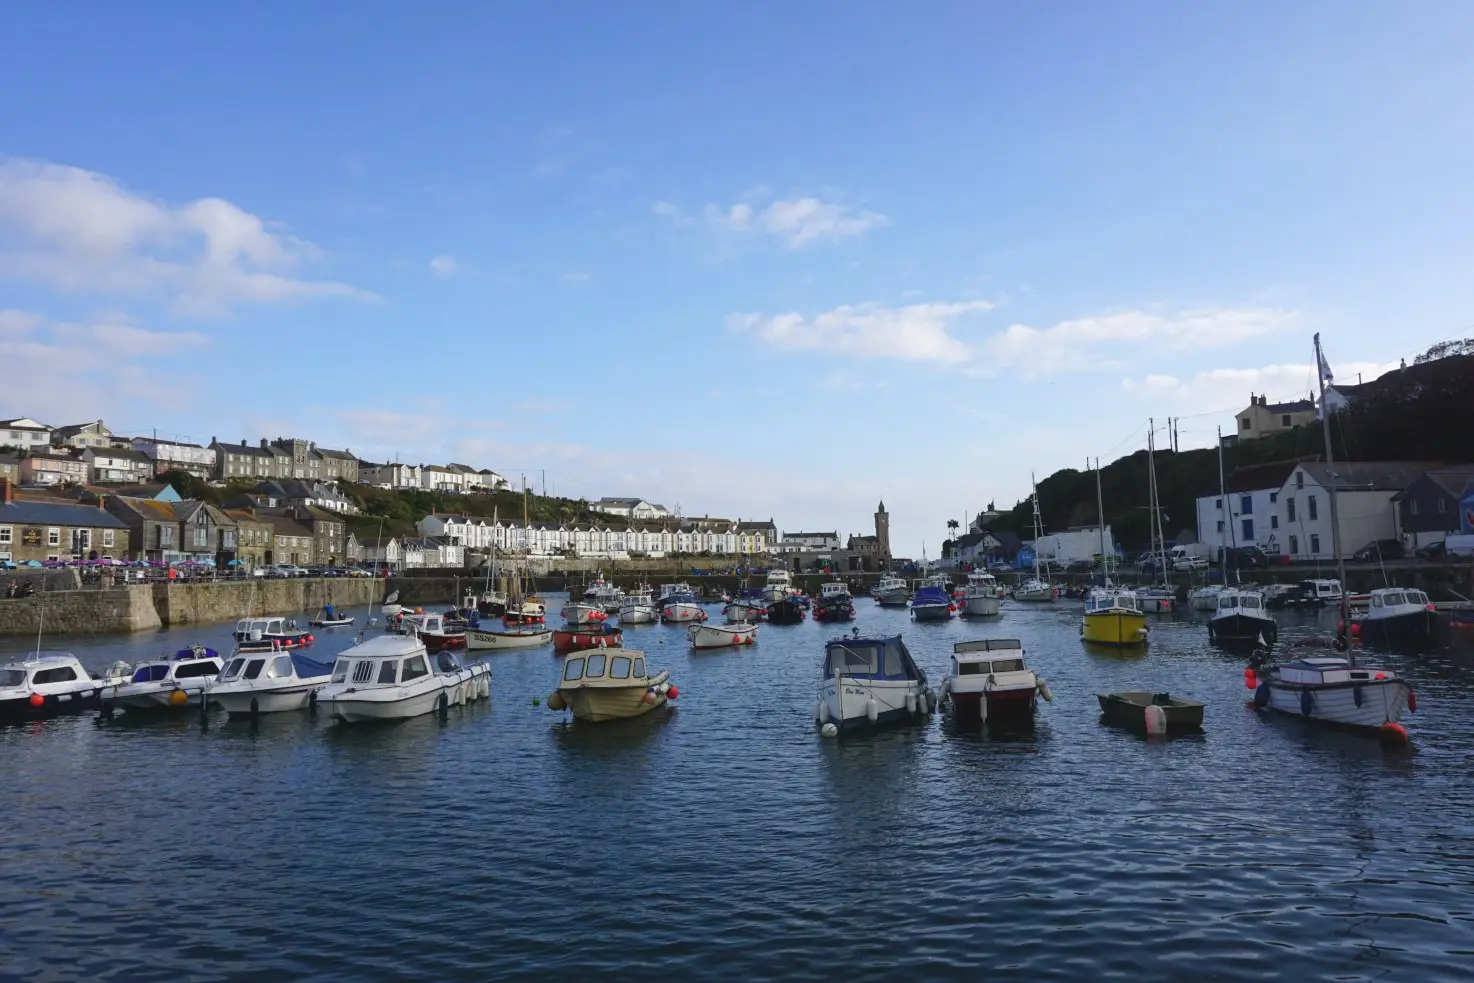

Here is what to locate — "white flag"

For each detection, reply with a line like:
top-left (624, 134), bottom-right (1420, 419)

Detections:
top-left (1317, 343), bottom-right (1334, 385)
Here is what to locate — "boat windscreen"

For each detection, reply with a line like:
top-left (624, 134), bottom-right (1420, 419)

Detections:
top-left (826, 638), bottom-right (915, 680)
top-left (0, 669), bottom-right (25, 686)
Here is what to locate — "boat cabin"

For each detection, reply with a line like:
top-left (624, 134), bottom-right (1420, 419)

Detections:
top-left (660, 582), bottom-right (695, 599)
top-left (765, 570), bottom-right (792, 587)
top-left (219, 653), bottom-right (301, 685)
top-left (1086, 589), bottom-right (1141, 614)
top-left (0, 654), bottom-right (93, 691)
top-left (1278, 656), bottom-right (1388, 686)
top-left (1216, 591), bottom-right (1266, 615)
top-left (876, 575), bottom-right (906, 591)
top-left (967, 571), bottom-right (998, 586)
top-left (235, 616), bottom-right (291, 639)
top-left (561, 649), bottom-right (648, 686)
top-left (401, 613), bottom-right (452, 636)
top-left (820, 582), bottom-right (850, 599)
top-left (1367, 588), bottom-right (1431, 615)
top-left (330, 635), bottom-right (433, 687)
top-left (128, 648), bottom-right (223, 684)
top-left (951, 639), bottom-right (1026, 678)
top-left (822, 634), bottom-right (924, 682)
top-left (1307, 579), bottom-right (1344, 602)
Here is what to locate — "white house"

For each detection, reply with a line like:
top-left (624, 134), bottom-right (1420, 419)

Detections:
top-left (421, 465), bottom-right (466, 493)
top-left (1277, 461), bottom-right (1427, 561)
top-left (0, 418), bottom-right (53, 451)
top-left (417, 513), bottom-right (496, 549)
top-left (55, 419), bottom-right (122, 449)
top-left (593, 497), bottom-right (671, 520)
top-left (83, 447), bottom-right (156, 485)
top-left (131, 437), bottom-right (217, 479)
top-left (1194, 461), bottom-right (1299, 558)
top-left (359, 461), bottom-right (422, 490)
top-left (780, 531), bottom-right (841, 552)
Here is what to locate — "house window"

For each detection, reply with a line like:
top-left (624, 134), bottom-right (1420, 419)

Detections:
top-left (47, 528), bottom-right (60, 547)
top-left (1216, 520), bottom-right (1224, 533)
top-left (1409, 500), bottom-right (1419, 516)
top-left (1215, 499), bottom-right (1222, 511)
top-left (1240, 418), bottom-right (1250, 430)
top-left (0, 526), bottom-right (9, 545)
top-left (1270, 492), bottom-right (1278, 503)
top-left (1307, 495), bottom-right (1318, 521)
top-left (1289, 535), bottom-right (1299, 554)
top-left (1241, 496), bottom-right (1253, 515)
top-left (1281, 414), bottom-right (1292, 427)
top-left (1296, 472), bottom-right (1305, 489)
top-left (1242, 519), bottom-right (1254, 541)
top-left (193, 526), bottom-right (208, 548)
top-left (1270, 516), bottom-right (1279, 530)
top-left (1310, 534), bottom-right (1321, 553)
top-left (1286, 497), bottom-right (1296, 522)
top-left (1437, 497), bottom-right (1447, 514)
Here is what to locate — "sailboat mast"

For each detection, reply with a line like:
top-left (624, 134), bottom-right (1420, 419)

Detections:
top-left (1030, 472), bottom-right (1044, 581)
top-left (1093, 458), bottom-right (1107, 581)
top-left (1217, 427), bottom-right (1229, 586)
top-left (1314, 333), bottom-right (1353, 663)
top-left (1147, 421), bottom-right (1163, 578)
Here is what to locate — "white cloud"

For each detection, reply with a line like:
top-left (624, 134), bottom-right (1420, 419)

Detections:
top-left (658, 193), bottom-right (887, 248)
top-left (428, 254), bottom-right (461, 278)
top-left (0, 311), bottom-right (212, 421)
top-left (979, 307), bottom-right (1296, 374)
top-left (0, 158), bottom-right (375, 316)
top-left (1121, 359), bottom-right (1402, 419)
top-left (728, 300), bottom-right (991, 363)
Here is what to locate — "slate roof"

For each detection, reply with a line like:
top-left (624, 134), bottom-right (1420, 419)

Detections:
top-left (0, 500), bottom-right (127, 528)
top-left (1262, 399), bottom-right (1315, 414)
top-left (1204, 460), bottom-right (1303, 497)
top-left (1392, 466), bottom-right (1474, 501)
top-left (1297, 461), bottom-right (1445, 493)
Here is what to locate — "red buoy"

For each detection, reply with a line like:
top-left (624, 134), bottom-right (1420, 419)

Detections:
top-left (1379, 721), bottom-right (1409, 745)
top-left (666, 685), bottom-right (679, 700)
top-left (1244, 668), bottom-right (1257, 690)
top-left (1407, 689), bottom-right (1417, 712)
top-left (28, 693), bottom-right (45, 707)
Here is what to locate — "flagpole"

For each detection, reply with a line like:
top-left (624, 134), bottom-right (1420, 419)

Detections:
top-left (1314, 332), bottom-right (1352, 663)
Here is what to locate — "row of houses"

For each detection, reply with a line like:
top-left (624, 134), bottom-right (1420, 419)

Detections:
top-left (1195, 459), bottom-right (1474, 559)
top-left (414, 513), bottom-right (779, 557)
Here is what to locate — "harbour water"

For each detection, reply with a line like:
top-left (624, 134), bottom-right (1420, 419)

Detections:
top-left (3, 598), bottom-right (1473, 982)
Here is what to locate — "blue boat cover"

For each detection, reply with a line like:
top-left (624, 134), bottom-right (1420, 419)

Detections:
top-left (911, 586), bottom-right (950, 606)
top-left (291, 653), bottom-right (334, 678)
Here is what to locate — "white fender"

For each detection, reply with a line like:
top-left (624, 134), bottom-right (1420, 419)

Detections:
top-left (926, 688), bottom-right (937, 713)
top-left (816, 700), bottom-right (830, 724)
top-left (938, 678), bottom-right (952, 704)
top-left (1037, 678), bottom-right (1053, 703)
top-left (1144, 704), bottom-right (1168, 735)
top-left (865, 696), bottom-right (879, 724)
top-left (978, 694), bottom-right (989, 724)
top-left (821, 722), bottom-right (839, 738)
top-left (906, 692), bottom-right (918, 715)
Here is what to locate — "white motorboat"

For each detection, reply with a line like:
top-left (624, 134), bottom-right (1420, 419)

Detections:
top-left (1135, 586), bottom-right (1176, 614)
top-left (1355, 587), bottom-right (1438, 648)
top-left (233, 616), bottom-right (313, 650)
top-left (939, 639), bottom-right (1051, 726)
top-left (1209, 589), bottom-right (1278, 646)
top-left (761, 569), bottom-right (794, 605)
top-left (465, 625), bottom-right (553, 651)
top-left (909, 582), bottom-right (954, 621)
top-left (688, 622), bottom-right (757, 649)
top-left (1014, 579), bottom-right (1056, 602)
top-left (815, 632), bottom-right (935, 733)
top-left (1189, 585), bottom-right (1223, 611)
top-left (661, 601), bottom-right (707, 624)
top-left (1307, 579), bottom-right (1344, 603)
top-left (0, 653), bottom-right (106, 722)
top-left (316, 634), bottom-right (491, 724)
top-left (105, 646), bottom-right (224, 713)
top-left (723, 591), bottom-right (766, 623)
top-left (961, 570), bottom-right (1002, 617)
top-left (1252, 649), bottom-right (1413, 732)
top-left (209, 649), bottom-right (335, 716)
top-left (583, 575), bottom-right (625, 614)
top-left (560, 602), bottom-right (607, 626)
top-left (873, 574), bottom-right (911, 607)
top-left (619, 587), bottom-right (658, 624)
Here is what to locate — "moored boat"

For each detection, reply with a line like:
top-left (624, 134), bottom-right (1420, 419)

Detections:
top-left (815, 632), bottom-right (934, 734)
top-left (233, 616), bottom-right (313, 649)
top-left (814, 582), bottom-right (856, 622)
top-left (0, 653), bottom-right (106, 722)
top-left (104, 646), bottom-right (224, 713)
top-left (873, 574), bottom-right (910, 607)
top-left (688, 622), bottom-right (757, 649)
top-left (1189, 585), bottom-right (1223, 611)
top-left (619, 587), bottom-right (657, 624)
top-left (1135, 586), bottom-right (1175, 614)
top-left (308, 604), bottom-right (354, 628)
top-left (766, 596), bottom-right (806, 624)
top-left (209, 649), bottom-right (334, 716)
top-left (552, 623), bottom-right (624, 652)
top-left (317, 634), bottom-right (491, 724)
top-left (1249, 643), bottom-right (1413, 734)
top-left (1082, 587), bottom-right (1148, 646)
top-left (940, 639), bottom-right (1051, 726)
top-left (465, 625), bottom-right (553, 651)
top-left (761, 569), bottom-right (795, 605)
top-left (909, 583), bottom-right (954, 621)
top-left (396, 612), bottom-right (467, 652)
top-left (1208, 588), bottom-right (1278, 646)
top-left (724, 588), bottom-right (766, 623)
top-left (960, 570), bottom-right (1002, 617)
top-left (546, 648), bottom-right (676, 722)
top-left (560, 602), bottom-right (608, 626)
top-left (1013, 579), bottom-right (1056, 603)
top-left (1097, 691), bottom-right (1204, 733)
top-left (1354, 587), bottom-right (1438, 649)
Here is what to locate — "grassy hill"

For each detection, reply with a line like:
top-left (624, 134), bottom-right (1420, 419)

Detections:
top-left (987, 349), bottom-right (1474, 551)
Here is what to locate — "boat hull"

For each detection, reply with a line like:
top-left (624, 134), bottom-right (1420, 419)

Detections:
top-left (560, 605), bottom-right (607, 626)
top-left (110, 681), bottom-right (212, 712)
top-left (910, 603), bottom-right (953, 621)
top-left (1355, 610), bottom-right (1437, 649)
top-left (1082, 611), bottom-right (1148, 646)
top-left (1258, 677), bottom-right (1410, 730)
top-left (1210, 613), bottom-right (1278, 646)
top-left (211, 681), bottom-right (326, 716)
top-left (818, 677), bottom-right (931, 733)
top-left (949, 686), bottom-right (1035, 725)
top-left (961, 595), bottom-right (1000, 617)
top-left (559, 685), bottom-right (667, 723)
top-left (618, 605), bottom-right (656, 624)
top-left (874, 588), bottom-right (910, 607)
top-left (1137, 594), bottom-right (1175, 614)
top-left (0, 688), bottom-right (103, 722)
top-left (1097, 692), bottom-right (1203, 731)
top-left (320, 666), bottom-right (490, 724)
top-left (766, 600), bottom-right (806, 624)
top-left (553, 627), bottom-right (624, 652)
top-left (465, 628), bottom-right (551, 650)
top-left (1014, 587), bottom-right (1055, 603)
top-left (660, 602), bottom-right (707, 624)
top-left (688, 624), bottom-right (756, 649)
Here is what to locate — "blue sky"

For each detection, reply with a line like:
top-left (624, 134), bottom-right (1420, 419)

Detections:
top-left (2, 3), bottom-right (1472, 556)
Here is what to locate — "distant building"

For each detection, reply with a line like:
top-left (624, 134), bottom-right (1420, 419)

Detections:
top-left (359, 461), bottom-right (422, 490)
top-left (0, 418), bottom-right (54, 452)
top-left (54, 419), bottom-right (121, 450)
top-left (0, 483), bottom-right (129, 563)
top-left (84, 447), bottom-right (156, 485)
top-left (132, 437), bottom-right (217, 479)
top-left (20, 451), bottom-right (87, 487)
top-left (593, 498), bottom-right (671, 520)
top-left (1194, 460), bottom-right (1301, 557)
top-left (1392, 466), bottom-right (1474, 549)
top-left (779, 531), bottom-right (840, 552)
top-left (1234, 394), bottom-right (1317, 442)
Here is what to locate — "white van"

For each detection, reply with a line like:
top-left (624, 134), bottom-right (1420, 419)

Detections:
top-left (1444, 534), bottom-right (1474, 558)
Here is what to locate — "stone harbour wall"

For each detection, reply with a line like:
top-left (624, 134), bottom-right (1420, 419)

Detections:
top-left (0, 578), bottom-right (379, 636)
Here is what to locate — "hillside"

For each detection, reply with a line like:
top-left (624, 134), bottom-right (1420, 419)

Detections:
top-left (987, 349), bottom-right (1474, 551)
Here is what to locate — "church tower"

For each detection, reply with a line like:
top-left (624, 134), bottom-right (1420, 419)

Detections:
top-left (874, 500), bottom-right (891, 561)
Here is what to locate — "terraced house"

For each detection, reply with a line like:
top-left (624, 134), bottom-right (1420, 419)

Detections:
top-left (20, 451), bottom-right (88, 487)
top-left (0, 482), bottom-right (129, 563)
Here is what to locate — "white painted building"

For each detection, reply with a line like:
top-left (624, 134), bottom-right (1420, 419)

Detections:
top-left (359, 461), bottom-right (422, 490)
top-left (421, 465), bottom-right (466, 493)
top-left (0, 418), bottom-right (53, 451)
top-left (418, 513), bottom-right (497, 549)
top-left (779, 531), bottom-right (840, 552)
top-left (593, 498), bottom-right (671, 520)
top-left (1194, 461), bottom-right (1298, 558)
top-left (1034, 527), bottom-right (1116, 565)
top-left (132, 437), bottom-right (217, 479)
top-left (83, 447), bottom-right (155, 484)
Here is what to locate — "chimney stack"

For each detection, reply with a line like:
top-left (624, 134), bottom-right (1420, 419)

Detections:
top-left (1, 478), bottom-right (11, 504)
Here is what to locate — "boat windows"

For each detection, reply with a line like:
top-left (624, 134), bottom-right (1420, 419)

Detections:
top-left (1217, 598), bottom-right (1235, 611)
top-left (174, 661), bottom-right (219, 679)
top-left (1242, 597), bottom-right (1260, 610)
top-left (351, 661), bottom-right (375, 684)
top-left (991, 658), bottom-right (1024, 673)
top-left (0, 669), bottom-right (26, 686)
top-left (957, 662), bottom-right (986, 676)
top-left (402, 656), bottom-right (430, 681)
top-left (243, 659), bottom-right (266, 680)
top-left (1410, 591), bottom-right (1429, 605)
top-left (377, 660), bottom-right (400, 684)
top-left (221, 658), bottom-right (245, 681)
top-left (633, 658), bottom-right (645, 678)
top-left (435, 652), bottom-right (460, 673)
top-left (610, 656), bottom-right (631, 679)
top-left (826, 645), bottom-right (878, 677)
top-left (882, 642), bottom-right (903, 677)
top-left (1383, 592), bottom-right (1406, 606)
top-left (269, 656), bottom-right (293, 678)
top-left (132, 664), bottom-right (171, 683)
top-left (585, 654), bottom-right (607, 678)
top-left (32, 665), bottom-right (78, 684)
top-left (564, 657), bottom-right (585, 682)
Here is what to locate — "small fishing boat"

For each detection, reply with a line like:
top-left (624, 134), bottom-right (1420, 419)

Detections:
top-left (1013, 579), bottom-right (1056, 603)
top-left (583, 575), bottom-right (625, 614)
top-left (723, 588), bottom-right (766, 623)
top-left (233, 616), bottom-right (313, 649)
top-left (814, 582), bottom-right (856, 622)
top-left (688, 622), bottom-right (757, 649)
top-left (552, 623), bottom-right (624, 652)
top-left (465, 625), bottom-right (553, 651)
top-left (1081, 587), bottom-right (1148, 646)
top-left (1097, 691), bottom-right (1205, 733)
top-left (396, 612), bottom-right (467, 652)
top-left (873, 574), bottom-right (911, 607)
top-left (1248, 644), bottom-right (1413, 734)
top-left (503, 596), bottom-right (547, 626)
top-left (619, 586), bottom-right (658, 624)
top-left (104, 646), bottom-right (224, 713)
top-left (317, 634), bottom-right (491, 724)
top-left (0, 653), bottom-right (106, 721)
top-left (546, 648), bottom-right (676, 722)
top-left (1354, 587), bottom-right (1438, 648)
top-left (960, 570), bottom-right (1002, 617)
top-left (1208, 589), bottom-right (1278, 646)
top-left (209, 649), bottom-right (335, 716)
top-left (909, 583), bottom-right (954, 621)
top-left (766, 596), bottom-right (806, 624)
top-left (659, 584), bottom-right (707, 624)
top-left (761, 569), bottom-right (795, 605)
top-left (308, 604), bottom-right (355, 628)
top-left (560, 602), bottom-right (608, 626)
top-left (815, 631), bottom-right (934, 734)
top-left (939, 639), bottom-right (1051, 726)
top-left (1135, 585), bottom-right (1175, 614)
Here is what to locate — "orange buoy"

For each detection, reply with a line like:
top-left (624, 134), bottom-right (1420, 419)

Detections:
top-left (1407, 689), bottom-right (1417, 712)
top-left (1379, 721), bottom-right (1409, 745)
top-left (29, 693), bottom-right (45, 707)
top-left (666, 685), bottom-right (679, 700)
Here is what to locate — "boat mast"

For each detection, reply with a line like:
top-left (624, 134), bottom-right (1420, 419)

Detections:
top-left (1030, 472), bottom-right (1045, 583)
top-left (1147, 420), bottom-right (1164, 583)
top-left (1314, 332), bottom-right (1353, 663)
top-left (1216, 426), bottom-right (1229, 588)
top-left (1093, 458), bottom-right (1108, 585)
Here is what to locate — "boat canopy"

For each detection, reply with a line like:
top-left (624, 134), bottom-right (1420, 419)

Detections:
top-left (823, 635), bottom-right (924, 682)
top-left (1371, 589), bottom-right (1428, 608)
top-left (1217, 593), bottom-right (1264, 612)
top-left (912, 585), bottom-right (950, 606)
top-left (1086, 589), bottom-right (1141, 614)
top-left (562, 649), bottom-right (648, 684)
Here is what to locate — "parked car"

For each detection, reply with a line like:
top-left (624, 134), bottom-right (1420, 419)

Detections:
top-left (1173, 555), bottom-right (1209, 571)
top-left (1416, 540), bottom-right (1447, 559)
top-left (1351, 539), bottom-right (1404, 562)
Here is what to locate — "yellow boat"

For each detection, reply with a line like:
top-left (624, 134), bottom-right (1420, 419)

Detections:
top-left (1081, 588), bottom-right (1148, 646)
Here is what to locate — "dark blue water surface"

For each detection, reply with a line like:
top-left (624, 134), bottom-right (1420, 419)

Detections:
top-left (3, 597), bottom-right (1473, 982)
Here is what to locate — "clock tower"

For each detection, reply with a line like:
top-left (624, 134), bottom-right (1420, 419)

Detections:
top-left (874, 500), bottom-right (891, 562)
